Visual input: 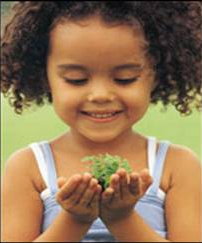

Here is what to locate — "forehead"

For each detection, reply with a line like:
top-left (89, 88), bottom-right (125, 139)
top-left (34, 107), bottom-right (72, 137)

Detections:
top-left (48, 16), bottom-right (149, 66)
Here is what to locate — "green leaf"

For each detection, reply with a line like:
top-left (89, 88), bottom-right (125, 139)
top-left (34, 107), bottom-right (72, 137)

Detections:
top-left (82, 153), bottom-right (132, 189)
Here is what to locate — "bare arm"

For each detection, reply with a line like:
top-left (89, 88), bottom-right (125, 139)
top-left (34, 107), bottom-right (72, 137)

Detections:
top-left (32, 210), bottom-right (92, 242)
top-left (165, 146), bottom-right (201, 242)
top-left (2, 148), bottom-right (97, 242)
top-left (105, 211), bottom-right (170, 242)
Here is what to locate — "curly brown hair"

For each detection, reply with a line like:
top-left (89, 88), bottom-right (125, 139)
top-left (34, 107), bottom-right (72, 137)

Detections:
top-left (1, 1), bottom-right (202, 115)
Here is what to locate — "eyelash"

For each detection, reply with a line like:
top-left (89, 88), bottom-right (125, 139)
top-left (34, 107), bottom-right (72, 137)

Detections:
top-left (114, 77), bottom-right (139, 85)
top-left (63, 77), bottom-right (139, 85)
top-left (63, 78), bottom-right (88, 85)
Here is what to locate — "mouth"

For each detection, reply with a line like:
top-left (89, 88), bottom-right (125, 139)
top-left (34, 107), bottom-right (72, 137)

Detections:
top-left (80, 110), bottom-right (123, 122)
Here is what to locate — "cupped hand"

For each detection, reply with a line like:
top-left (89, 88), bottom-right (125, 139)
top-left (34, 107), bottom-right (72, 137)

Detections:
top-left (100, 168), bottom-right (153, 224)
top-left (56, 173), bottom-right (102, 224)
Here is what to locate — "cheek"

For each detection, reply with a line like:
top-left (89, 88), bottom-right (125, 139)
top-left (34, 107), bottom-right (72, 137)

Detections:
top-left (122, 87), bottom-right (151, 119)
top-left (50, 80), bottom-right (78, 105)
top-left (123, 87), bottom-right (151, 108)
top-left (51, 88), bottom-right (80, 119)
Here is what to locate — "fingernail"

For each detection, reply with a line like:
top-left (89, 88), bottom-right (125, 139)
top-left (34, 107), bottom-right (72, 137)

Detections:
top-left (84, 172), bottom-right (92, 177)
top-left (106, 187), bottom-right (114, 194)
top-left (91, 178), bottom-right (98, 184)
top-left (73, 174), bottom-right (82, 183)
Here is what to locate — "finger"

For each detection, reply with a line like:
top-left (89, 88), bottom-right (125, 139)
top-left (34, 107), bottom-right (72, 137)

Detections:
top-left (110, 174), bottom-right (121, 200)
top-left (139, 168), bottom-right (149, 176)
top-left (102, 187), bottom-right (114, 205)
top-left (90, 184), bottom-right (102, 207)
top-left (57, 177), bottom-right (67, 188)
top-left (117, 169), bottom-right (129, 199)
top-left (56, 174), bottom-right (82, 201)
top-left (80, 178), bottom-right (99, 206)
top-left (139, 169), bottom-right (153, 193)
top-left (69, 173), bottom-right (92, 204)
top-left (83, 172), bottom-right (93, 181)
top-left (129, 172), bottom-right (140, 195)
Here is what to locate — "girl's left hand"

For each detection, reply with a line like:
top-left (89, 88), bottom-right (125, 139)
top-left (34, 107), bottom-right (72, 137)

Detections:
top-left (100, 168), bottom-right (153, 224)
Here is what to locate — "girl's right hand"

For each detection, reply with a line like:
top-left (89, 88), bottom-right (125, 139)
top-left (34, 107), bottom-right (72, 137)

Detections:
top-left (56, 173), bottom-right (102, 224)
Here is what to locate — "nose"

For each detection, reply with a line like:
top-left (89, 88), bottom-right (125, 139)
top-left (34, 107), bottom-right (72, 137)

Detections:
top-left (87, 81), bottom-right (115, 103)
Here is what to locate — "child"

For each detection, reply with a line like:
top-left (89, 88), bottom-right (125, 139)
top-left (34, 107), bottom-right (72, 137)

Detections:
top-left (1, 1), bottom-right (201, 242)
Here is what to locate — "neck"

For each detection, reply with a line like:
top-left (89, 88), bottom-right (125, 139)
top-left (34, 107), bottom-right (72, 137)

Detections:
top-left (66, 128), bottom-right (143, 156)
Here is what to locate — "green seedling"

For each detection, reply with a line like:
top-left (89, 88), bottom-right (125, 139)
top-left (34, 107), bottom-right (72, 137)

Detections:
top-left (82, 153), bottom-right (132, 189)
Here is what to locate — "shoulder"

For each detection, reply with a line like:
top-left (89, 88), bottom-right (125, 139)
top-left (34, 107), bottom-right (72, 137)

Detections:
top-left (4, 146), bottom-right (35, 169)
top-left (165, 143), bottom-right (201, 186)
top-left (167, 143), bottom-right (201, 168)
top-left (3, 146), bottom-right (45, 192)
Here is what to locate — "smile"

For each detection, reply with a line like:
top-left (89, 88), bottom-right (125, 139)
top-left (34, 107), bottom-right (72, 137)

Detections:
top-left (80, 110), bottom-right (123, 122)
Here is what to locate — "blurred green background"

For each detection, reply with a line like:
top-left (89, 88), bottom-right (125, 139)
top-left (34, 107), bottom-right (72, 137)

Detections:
top-left (1, 1), bottom-right (201, 171)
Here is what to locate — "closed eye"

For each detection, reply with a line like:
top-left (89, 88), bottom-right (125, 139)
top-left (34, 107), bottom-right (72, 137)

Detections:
top-left (114, 77), bottom-right (139, 85)
top-left (63, 78), bottom-right (88, 85)
top-left (63, 77), bottom-right (139, 85)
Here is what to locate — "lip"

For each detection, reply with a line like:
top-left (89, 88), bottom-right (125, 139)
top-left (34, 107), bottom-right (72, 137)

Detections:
top-left (80, 110), bottom-right (123, 123)
top-left (81, 109), bottom-right (123, 113)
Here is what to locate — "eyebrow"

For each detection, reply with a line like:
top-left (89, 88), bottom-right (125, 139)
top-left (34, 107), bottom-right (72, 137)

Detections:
top-left (113, 63), bottom-right (143, 71)
top-left (57, 63), bottom-right (143, 71)
top-left (57, 64), bottom-right (87, 72)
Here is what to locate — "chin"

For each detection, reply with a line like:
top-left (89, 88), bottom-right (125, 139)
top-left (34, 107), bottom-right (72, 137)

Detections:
top-left (83, 131), bottom-right (120, 144)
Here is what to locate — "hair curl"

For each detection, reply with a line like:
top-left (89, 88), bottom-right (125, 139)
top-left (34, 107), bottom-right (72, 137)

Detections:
top-left (1, 1), bottom-right (202, 115)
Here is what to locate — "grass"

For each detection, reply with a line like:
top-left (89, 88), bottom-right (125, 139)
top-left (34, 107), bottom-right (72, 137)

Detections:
top-left (1, 96), bottom-right (201, 171)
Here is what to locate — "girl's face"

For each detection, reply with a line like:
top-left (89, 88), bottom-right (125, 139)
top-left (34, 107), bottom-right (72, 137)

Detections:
top-left (47, 16), bottom-right (155, 143)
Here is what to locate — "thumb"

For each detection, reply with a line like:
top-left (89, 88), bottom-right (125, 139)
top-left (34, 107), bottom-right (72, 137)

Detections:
top-left (57, 177), bottom-right (67, 188)
top-left (139, 169), bottom-right (153, 192)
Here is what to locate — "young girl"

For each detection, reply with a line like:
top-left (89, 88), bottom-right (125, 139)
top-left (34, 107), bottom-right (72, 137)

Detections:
top-left (1, 1), bottom-right (201, 242)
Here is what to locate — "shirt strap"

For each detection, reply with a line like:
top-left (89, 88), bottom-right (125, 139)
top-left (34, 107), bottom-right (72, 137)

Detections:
top-left (147, 136), bottom-right (157, 177)
top-left (30, 141), bottom-right (58, 195)
top-left (149, 140), bottom-right (170, 196)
